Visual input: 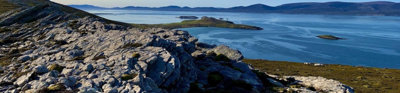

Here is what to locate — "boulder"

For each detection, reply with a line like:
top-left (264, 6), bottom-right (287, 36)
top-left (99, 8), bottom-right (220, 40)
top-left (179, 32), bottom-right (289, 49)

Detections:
top-left (17, 56), bottom-right (31, 62)
top-left (33, 66), bottom-right (49, 74)
top-left (83, 64), bottom-right (94, 72)
top-left (211, 45), bottom-right (244, 61)
top-left (59, 76), bottom-right (77, 87)
top-left (14, 72), bottom-right (34, 86)
top-left (285, 76), bottom-right (354, 93)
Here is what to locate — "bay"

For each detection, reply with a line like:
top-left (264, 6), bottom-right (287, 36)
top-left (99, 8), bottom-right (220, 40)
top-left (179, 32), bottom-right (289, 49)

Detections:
top-left (87, 9), bottom-right (400, 69)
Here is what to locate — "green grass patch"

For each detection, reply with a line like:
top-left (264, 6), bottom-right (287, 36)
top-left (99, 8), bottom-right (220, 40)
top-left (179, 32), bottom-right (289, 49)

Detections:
top-left (243, 59), bottom-right (400, 93)
top-left (47, 64), bottom-right (64, 73)
top-left (47, 83), bottom-right (66, 91)
top-left (0, 56), bottom-right (13, 66)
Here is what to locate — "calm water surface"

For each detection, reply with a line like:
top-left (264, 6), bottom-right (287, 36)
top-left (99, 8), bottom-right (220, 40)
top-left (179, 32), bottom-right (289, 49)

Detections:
top-left (87, 9), bottom-right (400, 69)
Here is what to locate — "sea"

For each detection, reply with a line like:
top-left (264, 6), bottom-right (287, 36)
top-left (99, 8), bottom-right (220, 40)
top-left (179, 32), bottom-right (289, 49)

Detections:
top-left (85, 9), bottom-right (400, 69)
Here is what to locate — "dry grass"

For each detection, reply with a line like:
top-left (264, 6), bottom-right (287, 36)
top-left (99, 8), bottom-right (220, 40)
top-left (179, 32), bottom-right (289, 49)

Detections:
top-left (243, 59), bottom-right (400, 93)
top-left (0, 0), bottom-right (19, 14)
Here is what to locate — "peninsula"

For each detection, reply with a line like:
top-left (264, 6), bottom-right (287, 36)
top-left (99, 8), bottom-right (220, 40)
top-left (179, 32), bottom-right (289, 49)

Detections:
top-left (131, 16), bottom-right (263, 30)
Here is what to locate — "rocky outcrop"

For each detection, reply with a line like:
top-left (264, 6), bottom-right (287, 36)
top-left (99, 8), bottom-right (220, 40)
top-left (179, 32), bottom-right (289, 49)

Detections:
top-left (266, 73), bottom-right (354, 93)
top-left (0, 0), bottom-right (354, 93)
top-left (285, 76), bottom-right (354, 93)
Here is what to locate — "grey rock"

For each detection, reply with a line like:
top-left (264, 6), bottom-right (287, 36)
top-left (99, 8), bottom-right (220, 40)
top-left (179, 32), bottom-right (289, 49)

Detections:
top-left (59, 76), bottom-right (77, 87)
top-left (61, 69), bottom-right (75, 76)
top-left (17, 56), bottom-right (31, 62)
top-left (105, 88), bottom-right (118, 93)
top-left (29, 80), bottom-right (49, 89)
top-left (105, 77), bottom-right (119, 87)
top-left (34, 65), bottom-right (49, 74)
top-left (14, 72), bottom-right (34, 86)
top-left (191, 50), bottom-right (206, 59)
top-left (267, 78), bottom-right (284, 87)
top-left (102, 84), bottom-right (115, 93)
top-left (211, 45), bottom-right (244, 61)
top-left (83, 64), bottom-right (94, 72)
top-left (21, 84), bottom-right (31, 91)
top-left (87, 74), bottom-right (98, 79)
top-left (220, 69), bottom-right (242, 80)
top-left (285, 76), bottom-right (354, 93)
top-left (79, 88), bottom-right (100, 93)
top-left (45, 70), bottom-right (59, 77)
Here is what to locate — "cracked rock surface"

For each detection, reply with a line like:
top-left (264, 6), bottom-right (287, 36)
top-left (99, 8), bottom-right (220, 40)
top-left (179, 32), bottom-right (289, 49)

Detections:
top-left (0, 0), bottom-right (354, 93)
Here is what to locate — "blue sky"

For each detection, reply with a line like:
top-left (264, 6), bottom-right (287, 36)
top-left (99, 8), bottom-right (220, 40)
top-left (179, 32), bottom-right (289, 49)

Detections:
top-left (51, 0), bottom-right (400, 8)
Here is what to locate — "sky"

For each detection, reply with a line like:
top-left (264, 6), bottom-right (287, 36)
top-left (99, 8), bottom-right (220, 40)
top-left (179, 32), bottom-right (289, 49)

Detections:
top-left (51, 0), bottom-right (400, 8)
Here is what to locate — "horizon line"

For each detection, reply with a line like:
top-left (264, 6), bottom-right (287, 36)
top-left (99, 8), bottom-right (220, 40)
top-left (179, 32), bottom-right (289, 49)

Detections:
top-left (67, 1), bottom-right (398, 8)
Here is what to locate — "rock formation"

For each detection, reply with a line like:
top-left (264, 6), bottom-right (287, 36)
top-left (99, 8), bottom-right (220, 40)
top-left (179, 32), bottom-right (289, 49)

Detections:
top-left (0, 0), bottom-right (354, 93)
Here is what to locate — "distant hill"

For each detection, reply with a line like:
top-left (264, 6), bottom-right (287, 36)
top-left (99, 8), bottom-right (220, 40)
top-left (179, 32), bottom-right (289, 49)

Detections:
top-left (69, 4), bottom-right (107, 10)
top-left (70, 1), bottom-right (400, 16)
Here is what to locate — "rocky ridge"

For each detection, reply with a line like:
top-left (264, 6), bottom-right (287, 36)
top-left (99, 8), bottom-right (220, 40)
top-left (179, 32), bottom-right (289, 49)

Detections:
top-left (0, 0), bottom-right (354, 93)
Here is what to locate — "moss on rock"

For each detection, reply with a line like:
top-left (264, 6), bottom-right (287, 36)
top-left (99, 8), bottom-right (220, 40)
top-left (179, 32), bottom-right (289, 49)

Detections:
top-left (47, 83), bottom-right (66, 91)
top-left (47, 64), bottom-right (64, 72)
top-left (121, 73), bottom-right (138, 80)
top-left (132, 53), bottom-right (141, 58)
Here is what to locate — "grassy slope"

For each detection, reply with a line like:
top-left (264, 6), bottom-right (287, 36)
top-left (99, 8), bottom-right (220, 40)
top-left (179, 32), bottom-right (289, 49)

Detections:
top-left (243, 59), bottom-right (400, 93)
top-left (0, 0), bottom-right (18, 14)
top-left (131, 17), bottom-right (263, 30)
top-left (0, 0), bottom-right (19, 66)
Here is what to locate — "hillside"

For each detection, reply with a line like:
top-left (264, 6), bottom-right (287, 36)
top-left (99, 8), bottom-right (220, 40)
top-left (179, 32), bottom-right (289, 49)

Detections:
top-left (0, 0), bottom-right (352, 93)
top-left (0, 0), bottom-right (19, 14)
top-left (71, 1), bottom-right (400, 16)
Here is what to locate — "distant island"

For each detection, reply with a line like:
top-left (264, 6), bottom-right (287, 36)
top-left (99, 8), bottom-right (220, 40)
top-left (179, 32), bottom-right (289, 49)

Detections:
top-left (70, 1), bottom-right (400, 16)
top-left (177, 16), bottom-right (198, 19)
top-left (131, 16), bottom-right (263, 30)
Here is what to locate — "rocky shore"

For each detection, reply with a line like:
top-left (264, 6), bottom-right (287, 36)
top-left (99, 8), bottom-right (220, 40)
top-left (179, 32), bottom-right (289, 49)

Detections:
top-left (0, 0), bottom-right (353, 93)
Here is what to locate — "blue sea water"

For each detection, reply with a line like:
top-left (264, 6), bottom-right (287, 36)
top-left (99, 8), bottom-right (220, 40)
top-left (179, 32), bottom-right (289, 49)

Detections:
top-left (87, 9), bottom-right (400, 69)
